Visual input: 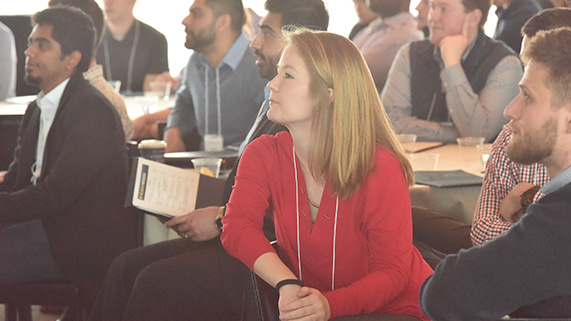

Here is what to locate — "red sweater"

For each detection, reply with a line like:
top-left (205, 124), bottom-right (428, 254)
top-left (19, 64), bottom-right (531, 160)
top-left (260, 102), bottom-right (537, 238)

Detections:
top-left (221, 132), bottom-right (432, 319)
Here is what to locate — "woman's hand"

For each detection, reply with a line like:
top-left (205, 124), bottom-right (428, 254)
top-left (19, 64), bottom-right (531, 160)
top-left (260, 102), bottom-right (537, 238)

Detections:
top-left (164, 206), bottom-right (221, 241)
top-left (279, 286), bottom-right (331, 321)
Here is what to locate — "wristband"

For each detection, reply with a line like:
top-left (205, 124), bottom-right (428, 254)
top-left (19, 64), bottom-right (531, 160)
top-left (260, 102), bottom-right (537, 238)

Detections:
top-left (520, 185), bottom-right (540, 212)
top-left (275, 279), bottom-right (304, 293)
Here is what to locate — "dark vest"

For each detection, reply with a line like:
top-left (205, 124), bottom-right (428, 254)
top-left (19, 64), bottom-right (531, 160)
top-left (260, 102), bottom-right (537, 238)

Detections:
top-left (409, 30), bottom-right (517, 122)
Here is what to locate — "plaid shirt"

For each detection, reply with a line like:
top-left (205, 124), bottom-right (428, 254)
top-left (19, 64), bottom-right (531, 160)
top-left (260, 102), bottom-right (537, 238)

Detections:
top-left (83, 64), bottom-right (134, 141)
top-left (470, 125), bottom-right (549, 245)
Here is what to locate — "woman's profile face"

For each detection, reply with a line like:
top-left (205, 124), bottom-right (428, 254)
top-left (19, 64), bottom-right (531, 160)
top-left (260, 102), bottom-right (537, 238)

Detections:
top-left (266, 45), bottom-right (315, 129)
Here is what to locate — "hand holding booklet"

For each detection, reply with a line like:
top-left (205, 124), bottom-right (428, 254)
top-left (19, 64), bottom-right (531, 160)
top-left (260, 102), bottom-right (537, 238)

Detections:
top-left (125, 157), bottom-right (224, 218)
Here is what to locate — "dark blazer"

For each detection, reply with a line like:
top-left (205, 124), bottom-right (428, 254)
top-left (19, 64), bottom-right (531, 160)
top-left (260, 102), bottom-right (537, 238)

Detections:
top-left (0, 72), bottom-right (138, 309)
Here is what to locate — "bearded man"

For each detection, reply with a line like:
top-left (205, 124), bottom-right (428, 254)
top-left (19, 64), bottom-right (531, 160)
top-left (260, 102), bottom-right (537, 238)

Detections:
top-left (420, 27), bottom-right (571, 320)
top-left (163, 0), bottom-right (267, 152)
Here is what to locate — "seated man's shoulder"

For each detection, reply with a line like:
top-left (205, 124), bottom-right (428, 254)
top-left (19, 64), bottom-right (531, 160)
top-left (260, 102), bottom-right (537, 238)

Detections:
top-left (408, 39), bottom-right (435, 58)
top-left (137, 19), bottom-right (167, 41)
top-left (64, 77), bottom-right (119, 120)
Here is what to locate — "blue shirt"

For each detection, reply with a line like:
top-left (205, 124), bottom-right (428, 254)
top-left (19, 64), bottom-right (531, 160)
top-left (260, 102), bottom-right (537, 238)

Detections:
top-left (166, 32), bottom-right (267, 150)
top-left (540, 165), bottom-right (571, 196)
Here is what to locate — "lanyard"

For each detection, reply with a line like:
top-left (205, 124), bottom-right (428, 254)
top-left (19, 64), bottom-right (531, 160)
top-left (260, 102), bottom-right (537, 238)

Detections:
top-left (103, 20), bottom-right (140, 92)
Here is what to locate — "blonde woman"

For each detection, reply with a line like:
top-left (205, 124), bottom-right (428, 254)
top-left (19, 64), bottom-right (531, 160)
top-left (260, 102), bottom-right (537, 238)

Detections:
top-left (221, 29), bottom-right (432, 320)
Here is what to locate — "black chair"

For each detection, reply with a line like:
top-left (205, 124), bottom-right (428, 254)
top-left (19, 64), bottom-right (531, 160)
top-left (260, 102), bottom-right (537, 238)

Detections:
top-left (0, 281), bottom-right (84, 321)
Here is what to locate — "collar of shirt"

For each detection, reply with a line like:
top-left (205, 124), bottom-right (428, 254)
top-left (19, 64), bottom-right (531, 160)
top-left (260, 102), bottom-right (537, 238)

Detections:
top-left (33, 77), bottom-right (70, 184)
top-left (539, 165), bottom-right (571, 196)
top-left (83, 64), bottom-right (103, 82)
top-left (263, 86), bottom-right (270, 113)
top-left (353, 12), bottom-right (413, 46)
top-left (36, 77), bottom-right (70, 121)
top-left (198, 32), bottom-right (250, 71)
top-left (495, 0), bottom-right (525, 18)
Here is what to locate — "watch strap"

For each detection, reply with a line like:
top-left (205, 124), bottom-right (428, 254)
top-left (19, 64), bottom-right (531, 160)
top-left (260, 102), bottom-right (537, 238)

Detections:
top-left (520, 185), bottom-right (540, 212)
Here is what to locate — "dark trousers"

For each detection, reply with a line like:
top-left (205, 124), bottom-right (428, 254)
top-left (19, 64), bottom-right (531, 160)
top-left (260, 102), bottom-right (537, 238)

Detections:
top-left (88, 237), bottom-right (255, 321)
top-left (0, 220), bottom-right (64, 284)
top-left (411, 206), bottom-right (473, 255)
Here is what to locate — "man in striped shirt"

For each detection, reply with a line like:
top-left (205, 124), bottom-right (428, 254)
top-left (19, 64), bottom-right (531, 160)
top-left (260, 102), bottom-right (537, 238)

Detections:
top-left (351, 0), bottom-right (423, 92)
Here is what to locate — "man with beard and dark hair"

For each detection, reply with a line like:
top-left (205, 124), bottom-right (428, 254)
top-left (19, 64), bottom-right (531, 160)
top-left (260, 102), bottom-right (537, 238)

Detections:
top-left (351, 0), bottom-right (423, 91)
top-left (163, 0), bottom-right (267, 152)
top-left (0, 6), bottom-right (138, 311)
top-left (88, 1), bottom-right (328, 320)
top-left (421, 27), bottom-right (571, 320)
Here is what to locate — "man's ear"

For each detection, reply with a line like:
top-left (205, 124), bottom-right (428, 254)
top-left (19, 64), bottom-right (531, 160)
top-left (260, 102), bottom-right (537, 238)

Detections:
top-left (468, 9), bottom-right (482, 28)
top-left (65, 50), bottom-right (82, 70)
top-left (215, 13), bottom-right (232, 31)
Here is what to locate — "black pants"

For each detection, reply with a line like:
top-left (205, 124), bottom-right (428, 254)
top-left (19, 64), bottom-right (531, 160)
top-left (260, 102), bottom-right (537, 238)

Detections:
top-left (88, 238), bottom-right (255, 321)
top-left (411, 206), bottom-right (473, 255)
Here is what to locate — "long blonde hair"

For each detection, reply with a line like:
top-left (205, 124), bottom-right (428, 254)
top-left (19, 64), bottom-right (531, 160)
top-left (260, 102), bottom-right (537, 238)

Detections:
top-left (284, 29), bottom-right (414, 198)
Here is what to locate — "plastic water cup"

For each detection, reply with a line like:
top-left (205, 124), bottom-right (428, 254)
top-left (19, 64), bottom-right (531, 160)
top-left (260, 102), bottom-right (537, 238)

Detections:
top-left (191, 158), bottom-right (222, 178)
top-left (149, 80), bottom-right (172, 100)
top-left (107, 80), bottom-right (121, 93)
top-left (409, 153), bottom-right (439, 171)
top-left (457, 136), bottom-right (485, 162)
top-left (397, 134), bottom-right (417, 152)
top-left (477, 143), bottom-right (493, 170)
top-left (136, 95), bottom-right (159, 115)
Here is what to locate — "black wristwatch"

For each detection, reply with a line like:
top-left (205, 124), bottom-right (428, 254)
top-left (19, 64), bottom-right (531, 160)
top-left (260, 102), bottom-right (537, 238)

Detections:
top-left (215, 206), bottom-right (225, 231)
top-left (520, 185), bottom-right (540, 212)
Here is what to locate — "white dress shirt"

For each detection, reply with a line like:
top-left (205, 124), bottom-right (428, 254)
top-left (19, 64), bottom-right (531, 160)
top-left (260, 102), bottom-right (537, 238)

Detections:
top-left (32, 78), bottom-right (70, 184)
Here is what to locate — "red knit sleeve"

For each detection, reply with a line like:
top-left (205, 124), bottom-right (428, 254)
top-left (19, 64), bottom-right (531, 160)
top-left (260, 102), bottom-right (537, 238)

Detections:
top-left (220, 135), bottom-right (280, 270)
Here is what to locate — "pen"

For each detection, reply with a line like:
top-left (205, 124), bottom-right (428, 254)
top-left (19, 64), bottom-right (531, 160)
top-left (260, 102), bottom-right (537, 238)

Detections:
top-left (408, 142), bottom-right (446, 154)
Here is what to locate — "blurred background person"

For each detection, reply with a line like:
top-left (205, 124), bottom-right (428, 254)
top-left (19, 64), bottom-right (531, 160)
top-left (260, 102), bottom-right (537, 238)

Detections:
top-left (415, 0), bottom-right (430, 37)
top-left (49, 0), bottom-right (134, 141)
top-left (492, 0), bottom-right (542, 53)
top-left (382, 0), bottom-right (522, 143)
top-left (348, 0), bottom-right (379, 40)
top-left (163, 0), bottom-right (266, 152)
top-left (351, 0), bottom-right (423, 92)
top-left (97, 0), bottom-right (173, 93)
top-left (0, 21), bottom-right (17, 101)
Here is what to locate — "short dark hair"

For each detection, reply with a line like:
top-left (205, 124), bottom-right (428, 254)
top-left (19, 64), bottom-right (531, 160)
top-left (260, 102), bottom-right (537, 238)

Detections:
top-left (31, 6), bottom-right (96, 73)
top-left (265, 0), bottom-right (329, 31)
top-left (48, 0), bottom-right (104, 51)
top-left (461, 0), bottom-right (491, 28)
top-left (205, 0), bottom-right (246, 33)
top-left (521, 7), bottom-right (571, 38)
top-left (522, 27), bottom-right (571, 108)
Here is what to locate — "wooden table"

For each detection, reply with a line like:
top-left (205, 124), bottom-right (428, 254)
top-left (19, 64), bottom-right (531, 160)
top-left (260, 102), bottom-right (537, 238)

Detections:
top-left (408, 143), bottom-right (485, 225)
